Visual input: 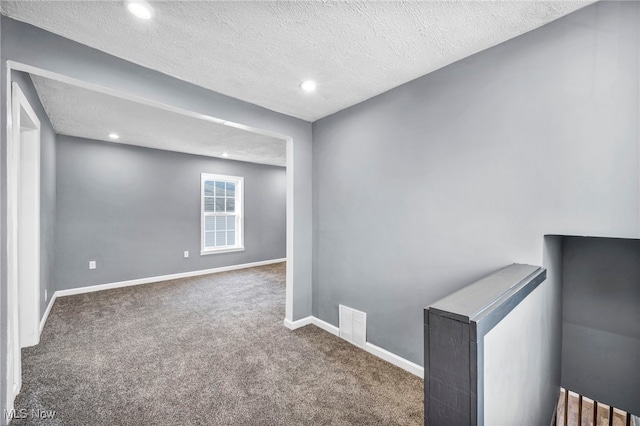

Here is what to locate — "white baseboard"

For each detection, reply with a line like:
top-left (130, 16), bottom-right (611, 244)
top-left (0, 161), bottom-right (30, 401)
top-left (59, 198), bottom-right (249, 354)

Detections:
top-left (310, 317), bottom-right (340, 336)
top-left (365, 342), bottom-right (424, 378)
top-left (283, 315), bottom-right (423, 378)
top-left (56, 258), bottom-right (286, 297)
top-left (39, 292), bottom-right (57, 334)
top-left (283, 316), bottom-right (313, 329)
top-left (284, 315), bottom-right (340, 336)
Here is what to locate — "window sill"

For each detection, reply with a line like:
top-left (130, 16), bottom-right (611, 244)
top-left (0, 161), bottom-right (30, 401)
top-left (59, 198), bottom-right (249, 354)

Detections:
top-left (200, 247), bottom-right (245, 256)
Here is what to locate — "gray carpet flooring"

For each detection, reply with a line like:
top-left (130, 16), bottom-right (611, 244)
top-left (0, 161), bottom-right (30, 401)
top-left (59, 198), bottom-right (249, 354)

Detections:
top-left (11, 263), bottom-right (423, 425)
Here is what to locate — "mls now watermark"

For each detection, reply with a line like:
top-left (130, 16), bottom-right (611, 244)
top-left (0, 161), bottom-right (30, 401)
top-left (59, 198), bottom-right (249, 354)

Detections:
top-left (4, 408), bottom-right (56, 420)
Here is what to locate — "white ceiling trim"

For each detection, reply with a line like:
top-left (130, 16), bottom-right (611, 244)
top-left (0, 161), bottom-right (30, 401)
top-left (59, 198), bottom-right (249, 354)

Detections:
top-left (15, 62), bottom-right (287, 166)
top-left (9, 61), bottom-right (291, 142)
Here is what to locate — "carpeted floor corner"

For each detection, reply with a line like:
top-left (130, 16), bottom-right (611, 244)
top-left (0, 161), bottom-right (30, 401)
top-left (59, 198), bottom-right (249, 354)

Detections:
top-left (11, 263), bottom-right (423, 425)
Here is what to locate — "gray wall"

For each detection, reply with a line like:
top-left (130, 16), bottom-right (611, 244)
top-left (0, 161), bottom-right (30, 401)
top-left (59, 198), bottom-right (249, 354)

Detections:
top-left (542, 235), bottom-right (564, 407)
top-left (56, 135), bottom-right (285, 290)
top-left (10, 71), bottom-right (56, 317)
top-left (483, 238), bottom-right (564, 425)
top-left (481, 237), bottom-right (563, 425)
top-left (483, 271), bottom-right (559, 426)
top-left (561, 236), bottom-right (640, 414)
top-left (312, 1), bottom-right (640, 365)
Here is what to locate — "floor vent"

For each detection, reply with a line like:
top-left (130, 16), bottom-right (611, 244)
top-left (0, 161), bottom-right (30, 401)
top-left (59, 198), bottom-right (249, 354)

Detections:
top-left (339, 305), bottom-right (366, 348)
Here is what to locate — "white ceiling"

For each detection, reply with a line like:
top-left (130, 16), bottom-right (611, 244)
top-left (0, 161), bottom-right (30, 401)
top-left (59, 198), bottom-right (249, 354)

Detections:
top-left (31, 74), bottom-right (286, 166)
top-left (2, 1), bottom-right (592, 122)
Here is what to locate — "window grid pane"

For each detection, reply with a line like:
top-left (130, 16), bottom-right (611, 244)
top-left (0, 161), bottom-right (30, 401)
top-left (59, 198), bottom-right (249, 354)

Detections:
top-left (215, 216), bottom-right (226, 231)
top-left (226, 182), bottom-right (235, 197)
top-left (204, 181), bottom-right (215, 196)
top-left (215, 197), bottom-right (225, 212)
top-left (204, 197), bottom-right (215, 212)
top-left (215, 231), bottom-right (226, 246)
top-left (203, 175), bottom-right (241, 250)
top-left (215, 181), bottom-right (225, 196)
top-left (205, 216), bottom-right (216, 231)
top-left (204, 231), bottom-right (216, 248)
top-left (204, 214), bottom-right (238, 248)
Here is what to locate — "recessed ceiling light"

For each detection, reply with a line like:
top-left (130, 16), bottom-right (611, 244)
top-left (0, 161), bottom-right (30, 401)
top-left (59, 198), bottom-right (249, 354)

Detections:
top-left (126, 0), bottom-right (154, 20)
top-left (222, 153), bottom-right (229, 157)
top-left (108, 133), bottom-right (120, 139)
top-left (301, 80), bottom-right (317, 92)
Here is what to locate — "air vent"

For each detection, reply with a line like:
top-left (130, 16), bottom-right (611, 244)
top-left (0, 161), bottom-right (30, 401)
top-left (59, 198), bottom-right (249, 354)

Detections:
top-left (339, 305), bottom-right (366, 348)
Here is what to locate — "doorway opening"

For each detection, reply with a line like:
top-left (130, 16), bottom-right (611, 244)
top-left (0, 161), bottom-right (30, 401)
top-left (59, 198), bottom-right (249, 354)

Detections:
top-left (6, 81), bottom-right (42, 411)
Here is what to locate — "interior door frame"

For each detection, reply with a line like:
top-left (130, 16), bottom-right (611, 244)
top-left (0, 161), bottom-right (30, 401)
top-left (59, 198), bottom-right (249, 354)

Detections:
top-left (6, 60), bottom-right (296, 323)
top-left (2, 62), bottom-right (300, 415)
top-left (5, 75), bottom-right (42, 413)
top-left (3, 60), bottom-right (298, 393)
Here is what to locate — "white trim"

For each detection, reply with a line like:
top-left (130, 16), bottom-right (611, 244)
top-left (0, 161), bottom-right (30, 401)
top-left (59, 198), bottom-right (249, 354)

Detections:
top-left (282, 315), bottom-right (423, 378)
top-left (283, 316), bottom-right (313, 330)
top-left (285, 137), bottom-right (294, 323)
top-left (12, 82), bottom-right (42, 349)
top-left (4, 61), bottom-right (13, 419)
top-left (39, 292), bottom-right (58, 334)
top-left (5, 62), bottom-right (293, 141)
top-left (365, 342), bottom-right (424, 378)
top-left (200, 247), bottom-right (245, 256)
top-left (6, 76), bottom-right (43, 412)
top-left (310, 317), bottom-right (340, 336)
top-left (56, 258), bottom-right (286, 297)
top-left (283, 315), bottom-right (340, 336)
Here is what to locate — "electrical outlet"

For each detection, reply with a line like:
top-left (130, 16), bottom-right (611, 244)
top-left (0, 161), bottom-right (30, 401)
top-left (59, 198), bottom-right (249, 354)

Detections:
top-left (45, 289), bottom-right (48, 302)
top-left (89, 260), bottom-right (96, 270)
top-left (184, 251), bottom-right (189, 258)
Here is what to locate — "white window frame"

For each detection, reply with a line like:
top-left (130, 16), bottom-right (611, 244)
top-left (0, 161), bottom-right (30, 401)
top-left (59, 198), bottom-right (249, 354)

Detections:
top-left (201, 173), bottom-right (244, 255)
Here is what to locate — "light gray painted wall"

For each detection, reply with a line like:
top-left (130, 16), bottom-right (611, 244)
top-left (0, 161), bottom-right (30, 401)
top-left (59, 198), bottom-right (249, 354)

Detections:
top-left (561, 236), bottom-right (640, 414)
top-left (542, 235), bottom-right (564, 406)
top-left (11, 71), bottom-right (56, 317)
top-left (312, 1), bottom-right (640, 365)
top-left (481, 236), bottom-right (563, 425)
top-left (483, 238), bottom-right (564, 425)
top-left (0, 15), bottom-right (312, 319)
top-left (483, 274), bottom-right (557, 426)
top-left (55, 135), bottom-right (286, 290)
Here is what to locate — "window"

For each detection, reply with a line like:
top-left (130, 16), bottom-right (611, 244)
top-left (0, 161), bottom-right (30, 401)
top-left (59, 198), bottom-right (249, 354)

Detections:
top-left (201, 173), bottom-right (244, 254)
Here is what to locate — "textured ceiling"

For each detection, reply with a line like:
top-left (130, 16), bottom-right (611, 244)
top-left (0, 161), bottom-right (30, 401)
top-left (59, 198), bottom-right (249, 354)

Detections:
top-left (2, 1), bottom-right (592, 122)
top-left (31, 75), bottom-right (286, 166)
